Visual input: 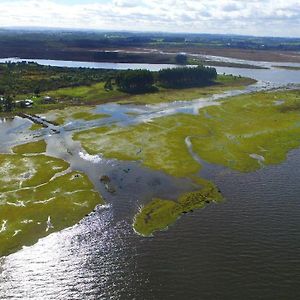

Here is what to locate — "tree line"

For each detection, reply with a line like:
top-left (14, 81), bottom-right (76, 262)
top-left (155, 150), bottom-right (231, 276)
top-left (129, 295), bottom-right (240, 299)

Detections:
top-left (158, 65), bottom-right (217, 88)
top-left (114, 65), bottom-right (217, 93)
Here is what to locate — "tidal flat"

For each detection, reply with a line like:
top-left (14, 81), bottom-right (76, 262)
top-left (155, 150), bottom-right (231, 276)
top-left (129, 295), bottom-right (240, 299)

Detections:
top-left (0, 140), bottom-right (103, 257)
top-left (74, 89), bottom-right (300, 235)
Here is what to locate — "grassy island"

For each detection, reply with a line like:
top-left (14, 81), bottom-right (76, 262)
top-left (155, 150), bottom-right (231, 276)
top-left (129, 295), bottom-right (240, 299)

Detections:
top-left (134, 180), bottom-right (223, 236)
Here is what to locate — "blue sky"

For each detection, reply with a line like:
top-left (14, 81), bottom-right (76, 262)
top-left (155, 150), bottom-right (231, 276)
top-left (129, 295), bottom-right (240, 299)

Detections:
top-left (1, 0), bottom-right (300, 37)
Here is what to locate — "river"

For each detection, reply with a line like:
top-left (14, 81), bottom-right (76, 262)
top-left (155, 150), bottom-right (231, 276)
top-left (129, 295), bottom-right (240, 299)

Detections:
top-left (0, 57), bottom-right (299, 300)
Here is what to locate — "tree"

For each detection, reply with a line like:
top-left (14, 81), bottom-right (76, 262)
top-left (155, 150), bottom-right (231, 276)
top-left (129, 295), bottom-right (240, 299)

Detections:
top-left (175, 54), bottom-right (188, 65)
top-left (158, 66), bottom-right (217, 88)
top-left (104, 77), bottom-right (113, 91)
top-left (3, 95), bottom-right (15, 112)
top-left (34, 87), bottom-right (41, 96)
top-left (116, 70), bottom-right (154, 93)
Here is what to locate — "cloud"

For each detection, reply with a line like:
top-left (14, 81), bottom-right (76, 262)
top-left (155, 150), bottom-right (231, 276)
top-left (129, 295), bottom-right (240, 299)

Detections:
top-left (0, 0), bottom-right (299, 37)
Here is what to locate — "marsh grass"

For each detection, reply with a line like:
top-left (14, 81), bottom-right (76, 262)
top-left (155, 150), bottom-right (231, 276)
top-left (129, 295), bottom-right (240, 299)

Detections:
top-left (0, 150), bottom-right (103, 257)
top-left (133, 179), bottom-right (223, 236)
top-left (74, 89), bottom-right (300, 234)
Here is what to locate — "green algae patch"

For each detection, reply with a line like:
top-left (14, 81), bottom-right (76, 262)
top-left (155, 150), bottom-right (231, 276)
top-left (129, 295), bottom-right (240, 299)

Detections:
top-left (0, 153), bottom-right (103, 257)
top-left (133, 181), bottom-right (223, 236)
top-left (41, 106), bottom-right (110, 125)
top-left (29, 123), bottom-right (44, 131)
top-left (13, 140), bottom-right (47, 155)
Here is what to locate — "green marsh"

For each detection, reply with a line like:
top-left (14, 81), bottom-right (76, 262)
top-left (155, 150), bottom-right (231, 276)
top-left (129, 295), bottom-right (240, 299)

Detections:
top-left (74, 89), bottom-right (300, 235)
top-left (0, 141), bottom-right (103, 257)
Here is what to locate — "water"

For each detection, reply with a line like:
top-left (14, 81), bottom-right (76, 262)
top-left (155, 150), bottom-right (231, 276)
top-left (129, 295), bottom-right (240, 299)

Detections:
top-left (0, 58), bottom-right (300, 299)
top-left (0, 56), bottom-right (300, 85)
top-left (0, 57), bottom-right (179, 72)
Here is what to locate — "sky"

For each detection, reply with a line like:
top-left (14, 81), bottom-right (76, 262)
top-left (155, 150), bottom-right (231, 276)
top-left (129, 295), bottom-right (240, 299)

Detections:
top-left (0, 0), bottom-right (299, 37)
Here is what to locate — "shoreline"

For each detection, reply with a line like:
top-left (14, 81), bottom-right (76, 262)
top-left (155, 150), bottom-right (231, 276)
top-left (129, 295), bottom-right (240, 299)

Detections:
top-left (0, 74), bottom-right (257, 118)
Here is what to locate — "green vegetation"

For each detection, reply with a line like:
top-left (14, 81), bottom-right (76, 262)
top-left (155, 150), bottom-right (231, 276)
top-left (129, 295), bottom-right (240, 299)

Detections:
top-left (0, 60), bottom-right (255, 116)
top-left (74, 89), bottom-right (300, 177)
top-left (116, 69), bottom-right (155, 93)
top-left (115, 66), bottom-right (218, 93)
top-left (273, 65), bottom-right (300, 71)
top-left (73, 89), bottom-right (300, 235)
top-left (0, 62), bottom-right (122, 114)
top-left (0, 154), bottom-right (69, 190)
top-left (29, 123), bottom-right (44, 131)
top-left (12, 140), bottom-right (47, 154)
top-left (175, 54), bottom-right (188, 65)
top-left (74, 117), bottom-right (203, 177)
top-left (46, 82), bottom-right (125, 103)
top-left (41, 106), bottom-right (110, 126)
top-left (191, 90), bottom-right (300, 171)
top-left (0, 62), bottom-right (117, 97)
top-left (0, 150), bottom-right (103, 257)
top-left (47, 74), bottom-right (254, 106)
top-left (134, 180), bottom-right (223, 236)
top-left (72, 111), bottom-right (110, 121)
top-left (158, 66), bottom-right (217, 88)
top-left (119, 75), bottom-right (256, 105)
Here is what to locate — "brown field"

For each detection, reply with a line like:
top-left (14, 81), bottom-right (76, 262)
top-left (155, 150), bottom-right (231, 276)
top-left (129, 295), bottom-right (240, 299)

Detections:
top-left (147, 46), bottom-right (300, 63)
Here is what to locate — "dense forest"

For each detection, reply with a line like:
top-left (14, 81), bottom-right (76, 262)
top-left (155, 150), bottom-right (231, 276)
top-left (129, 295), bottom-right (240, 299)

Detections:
top-left (158, 66), bottom-right (217, 88)
top-left (115, 70), bottom-right (155, 93)
top-left (114, 65), bottom-right (217, 92)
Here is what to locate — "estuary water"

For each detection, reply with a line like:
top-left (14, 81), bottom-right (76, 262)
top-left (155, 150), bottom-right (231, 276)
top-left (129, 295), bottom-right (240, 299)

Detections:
top-left (0, 58), bottom-right (299, 300)
top-left (1, 56), bottom-right (300, 85)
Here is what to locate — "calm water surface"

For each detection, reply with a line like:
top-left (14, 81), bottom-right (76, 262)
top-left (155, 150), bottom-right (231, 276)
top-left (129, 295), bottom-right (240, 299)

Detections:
top-left (0, 59), bottom-right (299, 299)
